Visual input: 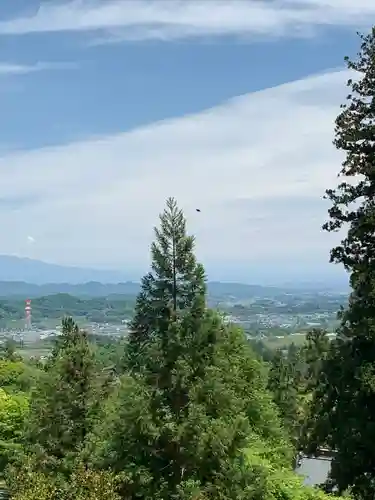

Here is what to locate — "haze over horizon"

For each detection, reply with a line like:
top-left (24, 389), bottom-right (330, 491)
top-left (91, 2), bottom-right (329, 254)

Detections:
top-left (0, 1), bottom-right (369, 284)
top-left (0, 254), bottom-right (349, 290)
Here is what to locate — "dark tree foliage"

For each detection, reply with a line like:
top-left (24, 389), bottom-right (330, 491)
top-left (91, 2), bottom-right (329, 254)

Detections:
top-left (267, 342), bottom-right (315, 450)
top-left (308, 28), bottom-right (375, 498)
top-left (268, 349), bottom-right (300, 440)
top-left (303, 329), bottom-right (330, 390)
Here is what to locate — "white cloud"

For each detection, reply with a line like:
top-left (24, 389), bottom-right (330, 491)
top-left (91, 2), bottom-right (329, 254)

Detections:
top-left (0, 68), bottom-right (350, 276)
top-left (0, 61), bottom-right (76, 76)
top-left (0, 0), bottom-right (373, 42)
top-left (0, 63), bottom-right (39, 75)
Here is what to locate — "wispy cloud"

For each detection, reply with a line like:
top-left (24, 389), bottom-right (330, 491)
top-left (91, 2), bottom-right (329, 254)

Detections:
top-left (0, 61), bottom-right (76, 76)
top-left (0, 68), bottom-right (349, 275)
top-left (0, 0), bottom-right (373, 42)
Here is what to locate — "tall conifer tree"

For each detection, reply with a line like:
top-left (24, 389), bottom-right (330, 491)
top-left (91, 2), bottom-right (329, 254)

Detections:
top-left (127, 197), bottom-right (206, 374)
top-left (308, 27), bottom-right (375, 498)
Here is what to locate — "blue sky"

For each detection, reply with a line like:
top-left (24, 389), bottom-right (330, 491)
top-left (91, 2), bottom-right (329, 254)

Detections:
top-left (0, 1), bottom-right (371, 285)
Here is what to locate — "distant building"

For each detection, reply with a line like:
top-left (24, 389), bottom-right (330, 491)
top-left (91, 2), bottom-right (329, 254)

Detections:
top-left (295, 455), bottom-right (332, 487)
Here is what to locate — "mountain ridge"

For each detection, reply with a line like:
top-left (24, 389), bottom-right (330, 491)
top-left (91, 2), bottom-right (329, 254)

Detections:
top-left (0, 280), bottom-right (347, 299)
top-left (0, 255), bottom-right (349, 296)
top-left (0, 255), bottom-right (129, 284)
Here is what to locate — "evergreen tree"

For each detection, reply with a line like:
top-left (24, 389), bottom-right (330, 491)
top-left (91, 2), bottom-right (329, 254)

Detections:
top-left (22, 317), bottom-right (95, 475)
top-left (89, 199), bottom-right (292, 499)
top-left (267, 349), bottom-right (301, 444)
top-left (126, 196), bottom-right (206, 374)
top-left (308, 27), bottom-right (375, 498)
top-left (303, 328), bottom-right (330, 390)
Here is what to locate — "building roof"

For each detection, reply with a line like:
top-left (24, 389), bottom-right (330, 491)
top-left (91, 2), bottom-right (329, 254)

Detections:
top-left (295, 456), bottom-right (332, 487)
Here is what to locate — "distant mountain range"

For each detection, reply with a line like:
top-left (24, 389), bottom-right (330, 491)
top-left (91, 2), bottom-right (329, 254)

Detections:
top-left (0, 255), bottom-right (349, 298)
top-left (0, 280), bottom-right (348, 300)
top-left (0, 255), bottom-right (129, 284)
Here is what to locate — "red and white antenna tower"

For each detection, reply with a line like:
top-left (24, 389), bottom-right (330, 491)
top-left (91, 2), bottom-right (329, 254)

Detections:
top-left (25, 299), bottom-right (32, 330)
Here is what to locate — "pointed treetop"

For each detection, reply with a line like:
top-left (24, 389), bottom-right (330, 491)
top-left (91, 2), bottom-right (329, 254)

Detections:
top-left (127, 198), bottom-right (206, 372)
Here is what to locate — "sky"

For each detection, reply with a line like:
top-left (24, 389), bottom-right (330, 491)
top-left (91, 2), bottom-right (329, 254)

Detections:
top-left (0, 0), bottom-right (372, 285)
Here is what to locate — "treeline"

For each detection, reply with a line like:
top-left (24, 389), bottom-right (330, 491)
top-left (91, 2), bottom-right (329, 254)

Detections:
top-left (260, 330), bottom-right (331, 447)
top-left (0, 281), bottom-right (141, 299)
top-left (0, 199), bottom-right (344, 500)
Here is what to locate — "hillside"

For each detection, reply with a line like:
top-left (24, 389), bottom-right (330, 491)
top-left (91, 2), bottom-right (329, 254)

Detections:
top-left (0, 287), bottom-right (347, 333)
top-left (0, 293), bottom-right (136, 328)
